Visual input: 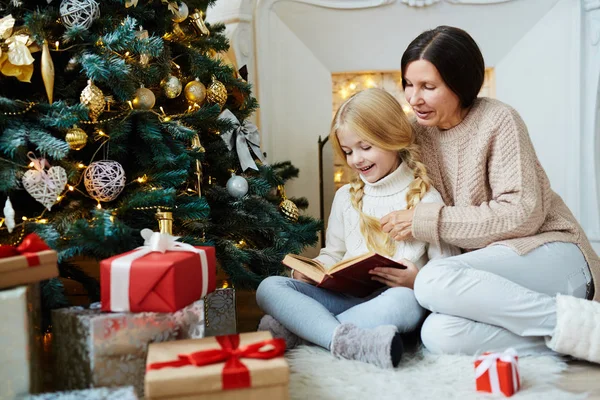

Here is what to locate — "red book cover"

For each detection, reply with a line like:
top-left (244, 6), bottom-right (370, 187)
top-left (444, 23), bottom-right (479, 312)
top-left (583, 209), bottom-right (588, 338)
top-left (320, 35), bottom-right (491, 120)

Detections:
top-left (101, 246), bottom-right (216, 313)
top-left (283, 252), bottom-right (406, 298)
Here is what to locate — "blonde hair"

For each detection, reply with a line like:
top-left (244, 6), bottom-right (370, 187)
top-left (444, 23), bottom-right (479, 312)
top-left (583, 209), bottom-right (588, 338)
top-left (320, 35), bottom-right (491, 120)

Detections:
top-left (329, 88), bottom-right (431, 256)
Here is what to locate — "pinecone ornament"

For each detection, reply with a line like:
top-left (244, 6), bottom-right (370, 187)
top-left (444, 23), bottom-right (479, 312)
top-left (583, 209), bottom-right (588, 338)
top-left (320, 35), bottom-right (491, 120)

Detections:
top-left (206, 75), bottom-right (227, 108)
top-left (80, 80), bottom-right (105, 122)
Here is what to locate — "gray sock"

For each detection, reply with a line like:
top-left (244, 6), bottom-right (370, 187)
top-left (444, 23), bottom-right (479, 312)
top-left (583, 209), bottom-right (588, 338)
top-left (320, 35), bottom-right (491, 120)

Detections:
top-left (330, 323), bottom-right (403, 369)
top-left (257, 314), bottom-right (303, 350)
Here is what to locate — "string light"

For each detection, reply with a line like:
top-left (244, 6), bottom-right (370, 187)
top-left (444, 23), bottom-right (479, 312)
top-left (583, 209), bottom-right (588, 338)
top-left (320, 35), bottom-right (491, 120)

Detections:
top-left (136, 175), bottom-right (147, 183)
top-left (38, 219), bottom-right (48, 224)
top-left (128, 101), bottom-right (134, 110)
top-left (96, 203), bottom-right (102, 209)
top-left (21, 216), bottom-right (27, 221)
top-left (68, 185), bottom-right (75, 191)
top-left (78, 163), bottom-right (86, 169)
top-left (55, 41), bottom-right (59, 51)
top-left (28, 162), bottom-right (34, 167)
top-left (56, 195), bottom-right (63, 201)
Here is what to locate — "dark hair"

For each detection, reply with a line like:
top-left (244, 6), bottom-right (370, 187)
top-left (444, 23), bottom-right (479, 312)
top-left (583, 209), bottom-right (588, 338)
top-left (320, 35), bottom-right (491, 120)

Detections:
top-left (401, 26), bottom-right (485, 108)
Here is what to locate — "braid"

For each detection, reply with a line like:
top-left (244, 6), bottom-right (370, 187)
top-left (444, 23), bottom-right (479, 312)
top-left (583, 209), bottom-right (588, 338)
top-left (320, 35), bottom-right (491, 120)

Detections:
top-left (349, 177), bottom-right (396, 257)
top-left (402, 144), bottom-right (431, 209)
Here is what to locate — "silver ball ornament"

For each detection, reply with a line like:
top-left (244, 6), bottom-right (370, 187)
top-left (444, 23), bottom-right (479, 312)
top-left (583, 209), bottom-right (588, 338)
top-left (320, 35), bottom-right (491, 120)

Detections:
top-left (161, 75), bottom-right (182, 99)
top-left (226, 174), bottom-right (248, 198)
top-left (171, 1), bottom-right (189, 23)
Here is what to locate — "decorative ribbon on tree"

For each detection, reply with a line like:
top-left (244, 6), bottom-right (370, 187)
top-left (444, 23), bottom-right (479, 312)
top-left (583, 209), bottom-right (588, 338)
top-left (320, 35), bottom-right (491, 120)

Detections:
top-left (218, 109), bottom-right (266, 171)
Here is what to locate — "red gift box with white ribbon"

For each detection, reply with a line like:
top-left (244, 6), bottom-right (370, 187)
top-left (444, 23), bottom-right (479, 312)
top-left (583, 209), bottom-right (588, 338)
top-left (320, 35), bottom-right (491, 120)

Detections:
top-left (474, 348), bottom-right (521, 397)
top-left (101, 229), bottom-right (216, 313)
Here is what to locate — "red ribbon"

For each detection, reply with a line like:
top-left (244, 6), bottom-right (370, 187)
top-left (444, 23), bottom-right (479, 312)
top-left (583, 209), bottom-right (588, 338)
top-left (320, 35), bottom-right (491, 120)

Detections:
top-left (147, 334), bottom-right (286, 390)
top-left (0, 233), bottom-right (50, 267)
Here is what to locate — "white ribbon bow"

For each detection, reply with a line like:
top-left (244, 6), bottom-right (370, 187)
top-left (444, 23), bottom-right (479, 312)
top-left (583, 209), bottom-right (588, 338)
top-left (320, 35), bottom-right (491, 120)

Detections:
top-left (109, 229), bottom-right (209, 312)
top-left (218, 109), bottom-right (267, 171)
top-left (475, 348), bottom-right (520, 395)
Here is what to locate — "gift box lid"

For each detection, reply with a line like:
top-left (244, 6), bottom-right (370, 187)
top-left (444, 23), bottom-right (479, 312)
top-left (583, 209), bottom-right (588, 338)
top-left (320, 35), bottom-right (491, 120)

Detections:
top-left (145, 331), bottom-right (289, 398)
top-left (0, 249), bottom-right (57, 273)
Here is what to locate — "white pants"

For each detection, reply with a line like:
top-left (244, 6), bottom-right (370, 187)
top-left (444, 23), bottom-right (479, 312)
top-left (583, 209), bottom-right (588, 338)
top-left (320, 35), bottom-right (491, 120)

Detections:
top-left (414, 242), bottom-right (592, 356)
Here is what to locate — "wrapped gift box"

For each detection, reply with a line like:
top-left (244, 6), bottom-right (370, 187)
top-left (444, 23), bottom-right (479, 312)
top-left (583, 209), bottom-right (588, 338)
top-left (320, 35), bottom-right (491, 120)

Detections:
top-left (51, 299), bottom-right (205, 397)
top-left (20, 386), bottom-right (138, 400)
top-left (0, 284), bottom-right (43, 399)
top-left (100, 232), bottom-right (216, 313)
top-left (0, 233), bottom-right (58, 289)
top-left (145, 331), bottom-right (289, 400)
top-left (205, 288), bottom-right (237, 336)
top-left (475, 349), bottom-right (520, 397)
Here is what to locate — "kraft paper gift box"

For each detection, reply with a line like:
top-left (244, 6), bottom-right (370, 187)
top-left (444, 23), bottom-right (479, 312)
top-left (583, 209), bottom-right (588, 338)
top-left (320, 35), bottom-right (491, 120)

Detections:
top-left (51, 299), bottom-right (206, 397)
top-left (205, 288), bottom-right (237, 337)
top-left (0, 284), bottom-right (43, 399)
top-left (145, 331), bottom-right (289, 400)
top-left (0, 233), bottom-right (58, 290)
top-left (20, 386), bottom-right (138, 400)
top-left (100, 231), bottom-right (216, 313)
top-left (474, 348), bottom-right (521, 397)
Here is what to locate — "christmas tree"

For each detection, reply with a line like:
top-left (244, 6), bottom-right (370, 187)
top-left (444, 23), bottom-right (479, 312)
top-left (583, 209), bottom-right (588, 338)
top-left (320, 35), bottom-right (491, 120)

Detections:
top-left (0, 0), bottom-right (320, 316)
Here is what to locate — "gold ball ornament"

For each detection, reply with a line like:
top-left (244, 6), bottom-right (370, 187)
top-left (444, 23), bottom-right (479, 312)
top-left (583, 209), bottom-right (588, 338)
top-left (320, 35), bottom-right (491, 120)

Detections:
top-left (65, 126), bottom-right (88, 150)
top-left (184, 79), bottom-right (207, 105)
top-left (161, 75), bottom-right (182, 99)
top-left (80, 80), bottom-right (105, 122)
top-left (132, 87), bottom-right (156, 110)
top-left (171, 1), bottom-right (189, 23)
top-left (206, 75), bottom-right (227, 108)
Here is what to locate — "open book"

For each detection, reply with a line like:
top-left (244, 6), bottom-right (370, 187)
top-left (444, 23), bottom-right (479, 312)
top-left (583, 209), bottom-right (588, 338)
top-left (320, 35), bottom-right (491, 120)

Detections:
top-left (282, 252), bottom-right (407, 298)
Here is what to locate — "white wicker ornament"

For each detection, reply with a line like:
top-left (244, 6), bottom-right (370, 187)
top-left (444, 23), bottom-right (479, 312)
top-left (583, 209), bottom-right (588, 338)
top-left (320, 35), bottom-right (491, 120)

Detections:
top-left (84, 161), bottom-right (126, 202)
top-left (60, 0), bottom-right (100, 30)
top-left (22, 163), bottom-right (67, 211)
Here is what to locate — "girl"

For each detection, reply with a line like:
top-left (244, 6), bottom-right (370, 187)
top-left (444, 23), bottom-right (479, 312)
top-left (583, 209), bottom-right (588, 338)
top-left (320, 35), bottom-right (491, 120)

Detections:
top-left (256, 88), bottom-right (459, 369)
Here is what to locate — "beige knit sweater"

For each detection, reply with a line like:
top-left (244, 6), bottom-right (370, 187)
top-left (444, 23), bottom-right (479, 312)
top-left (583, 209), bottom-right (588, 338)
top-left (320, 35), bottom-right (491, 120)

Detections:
top-left (411, 97), bottom-right (600, 301)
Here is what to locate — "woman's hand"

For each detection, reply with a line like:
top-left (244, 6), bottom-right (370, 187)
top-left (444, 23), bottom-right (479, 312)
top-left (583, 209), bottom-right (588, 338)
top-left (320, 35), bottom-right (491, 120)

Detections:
top-left (292, 270), bottom-right (317, 285)
top-left (380, 209), bottom-right (415, 242)
top-left (369, 259), bottom-right (419, 289)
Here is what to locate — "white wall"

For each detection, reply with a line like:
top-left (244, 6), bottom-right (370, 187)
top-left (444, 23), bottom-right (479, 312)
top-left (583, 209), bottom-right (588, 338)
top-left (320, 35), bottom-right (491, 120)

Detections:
top-left (263, 12), bottom-right (333, 256)
top-left (496, 0), bottom-right (581, 218)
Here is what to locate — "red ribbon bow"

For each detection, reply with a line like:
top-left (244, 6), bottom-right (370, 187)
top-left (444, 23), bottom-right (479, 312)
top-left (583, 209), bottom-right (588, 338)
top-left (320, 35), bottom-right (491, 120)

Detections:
top-left (147, 334), bottom-right (286, 390)
top-left (0, 233), bottom-right (50, 267)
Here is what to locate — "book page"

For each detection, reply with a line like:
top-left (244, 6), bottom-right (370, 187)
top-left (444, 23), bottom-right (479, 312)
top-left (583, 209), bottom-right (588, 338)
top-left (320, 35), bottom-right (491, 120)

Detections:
top-left (328, 252), bottom-right (376, 274)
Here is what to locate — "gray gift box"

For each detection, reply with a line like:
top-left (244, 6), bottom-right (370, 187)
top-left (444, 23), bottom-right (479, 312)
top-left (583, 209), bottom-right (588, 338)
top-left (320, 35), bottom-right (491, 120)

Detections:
top-left (51, 299), bottom-right (205, 397)
top-left (19, 386), bottom-right (138, 400)
top-left (204, 288), bottom-right (237, 336)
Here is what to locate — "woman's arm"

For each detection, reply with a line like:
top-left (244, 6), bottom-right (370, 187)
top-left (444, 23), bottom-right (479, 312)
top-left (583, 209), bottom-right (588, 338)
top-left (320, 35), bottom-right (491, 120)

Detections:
top-left (413, 109), bottom-right (551, 249)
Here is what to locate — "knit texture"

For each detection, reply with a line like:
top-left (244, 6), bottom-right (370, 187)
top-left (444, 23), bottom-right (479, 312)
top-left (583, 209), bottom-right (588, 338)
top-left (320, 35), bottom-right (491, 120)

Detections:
top-left (330, 323), bottom-right (401, 369)
top-left (546, 294), bottom-right (600, 362)
top-left (412, 97), bottom-right (600, 301)
top-left (315, 163), bottom-right (460, 269)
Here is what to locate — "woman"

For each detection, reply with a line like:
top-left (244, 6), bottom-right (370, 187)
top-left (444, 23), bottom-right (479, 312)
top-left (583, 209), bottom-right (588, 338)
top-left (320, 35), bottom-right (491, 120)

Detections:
top-left (372, 26), bottom-right (600, 362)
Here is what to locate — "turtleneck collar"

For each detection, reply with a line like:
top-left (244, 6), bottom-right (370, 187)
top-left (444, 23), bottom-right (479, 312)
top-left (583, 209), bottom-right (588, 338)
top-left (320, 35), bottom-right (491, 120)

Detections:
top-left (425, 97), bottom-right (486, 143)
top-left (361, 161), bottom-right (414, 197)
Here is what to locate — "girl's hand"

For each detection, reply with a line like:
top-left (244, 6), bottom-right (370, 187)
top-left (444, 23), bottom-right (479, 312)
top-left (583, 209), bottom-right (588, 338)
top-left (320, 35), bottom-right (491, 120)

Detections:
top-left (292, 270), bottom-right (317, 285)
top-left (380, 209), bottom-right (415, 241)
top-left (369, 259), bottom-right (419, 289)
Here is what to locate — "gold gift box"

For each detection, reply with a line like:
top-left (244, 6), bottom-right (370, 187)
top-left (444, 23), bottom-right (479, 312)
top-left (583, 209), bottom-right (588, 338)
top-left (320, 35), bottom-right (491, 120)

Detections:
top-left (0, 249), bottom-right (58, 289)
top-left (145, 331), bottom-right (289, 400)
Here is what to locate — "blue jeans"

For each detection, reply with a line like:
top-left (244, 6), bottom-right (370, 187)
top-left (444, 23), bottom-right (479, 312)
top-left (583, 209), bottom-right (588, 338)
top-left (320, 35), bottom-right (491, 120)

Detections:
top-left (255, 276), bottom-right (426, 349)
top-left (414, 242), bottom-right (592, 355)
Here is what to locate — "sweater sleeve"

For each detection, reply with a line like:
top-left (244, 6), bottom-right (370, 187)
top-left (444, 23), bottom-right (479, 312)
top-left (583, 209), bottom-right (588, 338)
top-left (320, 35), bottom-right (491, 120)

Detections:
top-left (413, 108), bottom-right (550, 249)
top-left (314, 187), bottom-right (348, 268)
top-left (418, 189), bottom-right (462, 260)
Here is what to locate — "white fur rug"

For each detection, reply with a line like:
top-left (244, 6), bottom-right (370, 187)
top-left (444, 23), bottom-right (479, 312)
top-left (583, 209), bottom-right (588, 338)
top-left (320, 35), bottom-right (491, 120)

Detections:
top-left (286, 345), bottom-right (588, 400)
